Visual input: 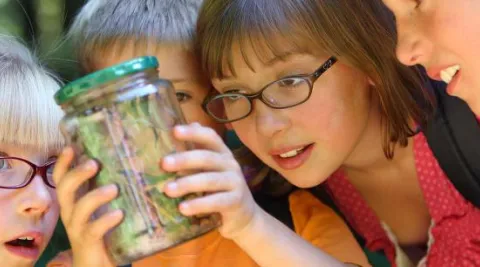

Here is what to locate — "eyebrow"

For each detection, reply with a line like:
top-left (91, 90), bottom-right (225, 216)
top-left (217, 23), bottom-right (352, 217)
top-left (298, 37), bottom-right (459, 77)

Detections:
top-left (264, 51), bottom-right (299, 67)
top-left (219, 50), bottom-right (306, 81)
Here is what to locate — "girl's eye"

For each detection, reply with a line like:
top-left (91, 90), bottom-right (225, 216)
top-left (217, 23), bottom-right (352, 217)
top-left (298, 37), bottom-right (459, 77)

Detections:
top-left (46, 163), bottom-right (56, 176)
top-left (0, 158), bottom-right (13, 171)
top-left (277, 78), bottom-right (304, 88)
top-left (224, 89), bottom-right (246, 94)
top-left (176, 92), bottom-right (192, 103)
top-left (225, 94), bottom-right (244, 101)
top-left (0, 159), bottom-right (7, 170)
top-left (0, 152), bottom-right (9, 170)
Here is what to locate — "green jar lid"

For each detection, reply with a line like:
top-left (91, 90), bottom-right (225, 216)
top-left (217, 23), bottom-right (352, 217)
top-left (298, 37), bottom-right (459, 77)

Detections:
top-left (55, 56), bottom-right (159, 105)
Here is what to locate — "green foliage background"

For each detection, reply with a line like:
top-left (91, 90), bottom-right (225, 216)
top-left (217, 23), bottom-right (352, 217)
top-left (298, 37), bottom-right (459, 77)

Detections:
top-left (0, 0), bottom-right (86, 81)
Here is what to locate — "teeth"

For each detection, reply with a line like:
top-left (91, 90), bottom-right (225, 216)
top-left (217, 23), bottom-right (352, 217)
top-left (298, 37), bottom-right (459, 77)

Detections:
top-left (279, 147), bottom-right (305, 158)
top-left (18, 237), bottom-right (34, 241)
top-left (440, 65), bottom-right (460, 84)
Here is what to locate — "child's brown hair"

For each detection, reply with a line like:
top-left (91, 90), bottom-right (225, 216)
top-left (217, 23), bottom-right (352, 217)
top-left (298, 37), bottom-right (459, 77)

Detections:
top-left (196, 0), bottom-right (434, 158)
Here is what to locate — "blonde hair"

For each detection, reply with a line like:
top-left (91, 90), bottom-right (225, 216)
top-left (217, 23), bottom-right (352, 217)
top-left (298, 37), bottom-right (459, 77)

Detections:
top-left (0, 36), bottom-right (64, 152)
top-left (68, 0), bottom-right (204, 73)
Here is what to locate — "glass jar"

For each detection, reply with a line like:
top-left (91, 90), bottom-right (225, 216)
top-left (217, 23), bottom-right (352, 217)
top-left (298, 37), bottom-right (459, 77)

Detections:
top-left (55, 57), bottom-right (220, 265)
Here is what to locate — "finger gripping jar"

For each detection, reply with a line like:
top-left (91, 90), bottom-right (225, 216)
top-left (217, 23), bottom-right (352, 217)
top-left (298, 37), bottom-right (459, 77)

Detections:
top-left (55, 57), bottom-right (220, 265)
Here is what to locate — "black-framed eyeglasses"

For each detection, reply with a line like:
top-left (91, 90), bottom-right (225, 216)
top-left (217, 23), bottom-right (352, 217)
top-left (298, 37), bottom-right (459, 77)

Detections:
top-left (202, 56), bottom-right (337, 123)
top-left (0, 157), bottom-right (57, 189)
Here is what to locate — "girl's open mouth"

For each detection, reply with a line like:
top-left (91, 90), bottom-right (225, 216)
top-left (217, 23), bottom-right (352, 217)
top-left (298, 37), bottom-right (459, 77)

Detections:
top-left (4, 235), bottom-right (42, 260)
top-left (272, 143), bottom-right (315, 170)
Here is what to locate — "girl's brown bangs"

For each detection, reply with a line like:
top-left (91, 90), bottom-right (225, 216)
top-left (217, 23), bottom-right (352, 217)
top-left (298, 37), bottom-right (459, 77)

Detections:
top-left (199, 0), bottom-right (321, 79)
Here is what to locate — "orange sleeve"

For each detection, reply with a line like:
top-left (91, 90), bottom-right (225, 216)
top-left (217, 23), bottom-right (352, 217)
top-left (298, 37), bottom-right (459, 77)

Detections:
top-left (289, 190), bottom-right (371, 267)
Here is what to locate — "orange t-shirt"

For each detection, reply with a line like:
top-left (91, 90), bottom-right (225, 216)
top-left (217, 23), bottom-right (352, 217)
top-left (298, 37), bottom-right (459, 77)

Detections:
top-left (133, 190), bottom-right (370, 267)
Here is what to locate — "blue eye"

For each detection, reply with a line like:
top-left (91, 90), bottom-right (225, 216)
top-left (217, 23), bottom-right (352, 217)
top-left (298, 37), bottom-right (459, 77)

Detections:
top-left (0, 159), bottom-right (8, 170)
top-left (47, 163), bottom-right (55, 176)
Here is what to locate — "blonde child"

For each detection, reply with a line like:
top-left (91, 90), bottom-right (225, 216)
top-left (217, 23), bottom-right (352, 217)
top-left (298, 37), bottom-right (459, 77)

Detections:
top-left (0, 36), bottom-right (66, 267)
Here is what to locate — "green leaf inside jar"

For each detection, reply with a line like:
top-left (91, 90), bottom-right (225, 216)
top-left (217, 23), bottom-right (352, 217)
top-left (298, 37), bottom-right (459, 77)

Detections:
top-left (74, 93), bottom-right (210, 253)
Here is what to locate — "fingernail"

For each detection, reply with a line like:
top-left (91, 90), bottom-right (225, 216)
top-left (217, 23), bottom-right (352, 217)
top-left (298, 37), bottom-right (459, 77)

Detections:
top-left (81, 162), bottom-right (89, 170)
top-left (103, 184), bottom-right (118, 194)
top-left (84, 160), bottom-right (96, 170)
top-left (163, 156), bottom-right (175, 166)
top-left (111, 209), bottom-right (123, 217)
top-left (113, 210), bottom-right (123, 216)
top-left (166, 182), bottom-right (178, 191)
top-left (179, 202), bottom-right (190, 214)
top-left (176, 126), bottom-right (187, 134)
